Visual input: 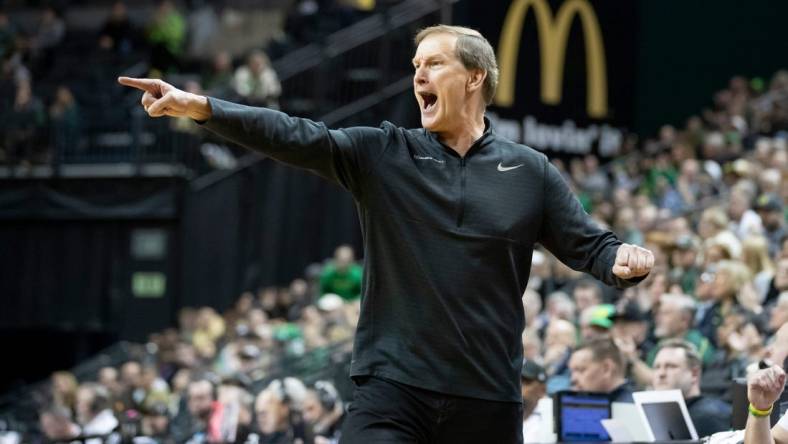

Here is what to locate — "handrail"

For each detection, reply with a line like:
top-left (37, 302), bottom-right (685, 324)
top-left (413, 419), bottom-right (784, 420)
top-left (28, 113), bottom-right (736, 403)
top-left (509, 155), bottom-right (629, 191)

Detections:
top-left (273, 0), bottom-right (456, 80)
top-left (322, 75), bottom-right (413, 126)
top-left (189, 149), bottom-right (263, 192)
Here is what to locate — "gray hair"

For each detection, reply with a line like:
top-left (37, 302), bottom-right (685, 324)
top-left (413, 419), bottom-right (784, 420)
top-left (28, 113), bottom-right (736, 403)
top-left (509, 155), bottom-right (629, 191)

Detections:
top-left (660, 294), bottom-right (696, 320)
top-left (654, 339), bottom-right (702, 371)
top-left (414, 25), bottom-right (499, 105)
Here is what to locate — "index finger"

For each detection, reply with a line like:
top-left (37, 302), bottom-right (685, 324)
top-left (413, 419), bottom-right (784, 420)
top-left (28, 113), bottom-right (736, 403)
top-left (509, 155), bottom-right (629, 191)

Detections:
top-left (118, 76), bottom-right (159, 92)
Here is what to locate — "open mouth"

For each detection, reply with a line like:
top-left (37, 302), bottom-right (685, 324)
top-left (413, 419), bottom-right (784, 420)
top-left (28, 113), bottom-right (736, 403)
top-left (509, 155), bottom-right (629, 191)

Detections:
top-left (419, 92), bottom-right (438, 112)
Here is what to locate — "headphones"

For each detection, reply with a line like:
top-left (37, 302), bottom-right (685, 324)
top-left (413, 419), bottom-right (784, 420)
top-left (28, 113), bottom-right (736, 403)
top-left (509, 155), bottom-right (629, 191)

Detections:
top-left (314, 380), bottom-right (339, 412)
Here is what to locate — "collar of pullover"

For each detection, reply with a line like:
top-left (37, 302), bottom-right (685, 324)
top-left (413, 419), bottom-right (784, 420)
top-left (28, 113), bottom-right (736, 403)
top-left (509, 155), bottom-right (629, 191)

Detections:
top-left (424, 116), bottom-right (496, 159)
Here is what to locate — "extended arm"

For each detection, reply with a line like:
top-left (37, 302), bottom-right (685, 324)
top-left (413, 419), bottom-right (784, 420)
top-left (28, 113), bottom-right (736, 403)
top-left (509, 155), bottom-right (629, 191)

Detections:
top-left (537, 159), bottom-right (653, 288)
top-left (118, 76), bottom-right (388, 194)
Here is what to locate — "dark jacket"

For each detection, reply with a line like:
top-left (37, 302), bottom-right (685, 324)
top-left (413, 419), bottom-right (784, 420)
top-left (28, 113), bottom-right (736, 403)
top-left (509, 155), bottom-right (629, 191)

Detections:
top-left (201, 98), bottom-right (640, 402)
top-left (608, 381), bottom-right (635, 403)
top-left (686, 395), bottom-right (732, 437)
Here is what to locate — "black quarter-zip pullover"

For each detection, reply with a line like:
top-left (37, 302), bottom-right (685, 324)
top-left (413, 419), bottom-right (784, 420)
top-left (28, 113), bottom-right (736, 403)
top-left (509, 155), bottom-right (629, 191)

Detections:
top-left (201, 98), bottom-right (640, 403)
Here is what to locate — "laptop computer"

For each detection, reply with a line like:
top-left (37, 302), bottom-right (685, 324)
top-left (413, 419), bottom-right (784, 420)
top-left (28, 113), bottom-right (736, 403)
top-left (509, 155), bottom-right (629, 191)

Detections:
top-left (633, 389), bottom-right (699, 441)
top-left (553, 390), bottom-right (612, 442)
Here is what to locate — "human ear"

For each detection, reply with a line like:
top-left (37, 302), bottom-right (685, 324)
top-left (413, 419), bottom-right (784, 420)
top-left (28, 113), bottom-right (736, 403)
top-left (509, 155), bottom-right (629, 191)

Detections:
top-left (691, 366), bottom-right (701, 383)
top-left (467, 68), bottom-right (486, 93)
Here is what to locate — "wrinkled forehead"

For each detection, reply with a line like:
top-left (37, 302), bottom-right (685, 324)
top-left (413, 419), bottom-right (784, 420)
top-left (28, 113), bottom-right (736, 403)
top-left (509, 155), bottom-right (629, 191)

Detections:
top-left (413, 33), bottom-right (458, 61)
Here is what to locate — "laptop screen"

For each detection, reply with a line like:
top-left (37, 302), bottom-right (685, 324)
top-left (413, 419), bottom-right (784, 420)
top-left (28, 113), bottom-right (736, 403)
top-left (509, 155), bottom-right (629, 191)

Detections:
top-left (556, 392), bottom-right (611, 442)
top-left (641, 401), bottom-right (693, 440)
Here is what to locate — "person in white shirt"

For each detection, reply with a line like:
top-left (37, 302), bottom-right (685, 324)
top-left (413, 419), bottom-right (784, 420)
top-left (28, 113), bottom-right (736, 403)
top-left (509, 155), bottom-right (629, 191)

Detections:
top-left (521, 359), bottom-right (550, 443)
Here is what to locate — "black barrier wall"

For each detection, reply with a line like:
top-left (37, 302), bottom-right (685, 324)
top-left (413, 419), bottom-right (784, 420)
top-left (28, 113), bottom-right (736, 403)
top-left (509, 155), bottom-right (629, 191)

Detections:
top-left (0, 162), bottom-right (362, 391)
top-left (634, 0), bottom-right (788, 136)
top-left (179, 158), bottom-right (362, 310)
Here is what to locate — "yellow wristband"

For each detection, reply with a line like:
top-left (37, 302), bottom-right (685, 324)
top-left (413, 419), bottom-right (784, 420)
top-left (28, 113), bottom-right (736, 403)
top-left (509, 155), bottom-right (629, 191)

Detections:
top-left (749, 403), bottom-right (774, 418)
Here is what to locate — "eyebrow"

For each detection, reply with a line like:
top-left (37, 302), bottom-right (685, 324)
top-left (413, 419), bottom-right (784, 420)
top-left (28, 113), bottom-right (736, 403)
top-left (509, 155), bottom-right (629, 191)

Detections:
top-left (412, 55), bottom-right (445, 66)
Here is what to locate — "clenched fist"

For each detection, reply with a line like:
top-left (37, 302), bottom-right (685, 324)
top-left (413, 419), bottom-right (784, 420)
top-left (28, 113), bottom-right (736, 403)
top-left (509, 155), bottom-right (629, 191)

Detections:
top-left (612, 243), bottom-right (654, 279)
top-left (117, 76), bottom-right (212, 121)
top-left (748, 365), bottom-right (786, 411)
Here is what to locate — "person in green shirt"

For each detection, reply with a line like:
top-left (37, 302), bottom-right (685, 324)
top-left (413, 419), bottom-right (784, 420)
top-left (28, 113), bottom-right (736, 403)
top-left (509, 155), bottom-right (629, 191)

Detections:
top-left (319, 245), bottom-right (362, 302)
top-left (146, 0), bottom-right (185, 73)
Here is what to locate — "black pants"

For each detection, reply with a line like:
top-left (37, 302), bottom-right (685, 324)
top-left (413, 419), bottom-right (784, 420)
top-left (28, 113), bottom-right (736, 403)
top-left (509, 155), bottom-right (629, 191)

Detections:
top-left (339, 376), bottom-right (523, 444)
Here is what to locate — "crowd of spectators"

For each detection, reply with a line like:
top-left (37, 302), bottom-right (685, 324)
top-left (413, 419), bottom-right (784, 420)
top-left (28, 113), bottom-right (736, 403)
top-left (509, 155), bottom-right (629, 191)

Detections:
top-left (27, 244), bottom-right (361, 444)
top-left (11, 70), bottom-right (786, 443)
top-left (516, 73), bottom-right (788, 440)
top-left (1, 1), bottom-right (787, 443)
top-left (0, 0), bottom-right (378, 168)
top-left (0, 5), bottom-right (70, 165)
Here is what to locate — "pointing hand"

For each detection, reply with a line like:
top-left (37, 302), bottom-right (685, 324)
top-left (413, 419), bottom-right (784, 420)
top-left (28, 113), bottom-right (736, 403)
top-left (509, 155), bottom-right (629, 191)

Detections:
top-left (117, 76), bottom-right (211, 121)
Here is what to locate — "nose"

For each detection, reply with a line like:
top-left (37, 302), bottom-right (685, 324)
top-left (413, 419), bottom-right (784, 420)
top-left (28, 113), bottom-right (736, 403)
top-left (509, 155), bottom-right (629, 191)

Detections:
top-left (414, 66), bottom-right (428, 86)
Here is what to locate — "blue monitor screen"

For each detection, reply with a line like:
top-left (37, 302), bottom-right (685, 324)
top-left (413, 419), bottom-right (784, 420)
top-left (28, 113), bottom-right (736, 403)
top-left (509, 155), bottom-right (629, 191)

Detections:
top-left (559, 394), bottom-right (611, 442)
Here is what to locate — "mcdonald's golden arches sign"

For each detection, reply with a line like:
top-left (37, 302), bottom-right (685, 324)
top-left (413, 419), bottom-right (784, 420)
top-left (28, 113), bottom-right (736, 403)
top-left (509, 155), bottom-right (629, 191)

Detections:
top-left (465, 0), bottom-right (636, 157)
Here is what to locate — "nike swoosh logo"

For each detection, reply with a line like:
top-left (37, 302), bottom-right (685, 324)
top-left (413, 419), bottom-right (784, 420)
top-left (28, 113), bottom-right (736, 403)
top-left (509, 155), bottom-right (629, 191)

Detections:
top-left (497, 162), bottom-right (524, 172)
